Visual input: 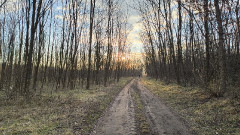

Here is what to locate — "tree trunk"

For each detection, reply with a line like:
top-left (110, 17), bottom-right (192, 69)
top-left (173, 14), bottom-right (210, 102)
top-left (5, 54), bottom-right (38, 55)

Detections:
top-left (204, 0), bottom-right (210, 85)
top-left (214, 0), bottom-right (227, 96)
top-left (86, 0), bottom-right (96, 89)
top-left (24, 0), bottom-right (43, 99)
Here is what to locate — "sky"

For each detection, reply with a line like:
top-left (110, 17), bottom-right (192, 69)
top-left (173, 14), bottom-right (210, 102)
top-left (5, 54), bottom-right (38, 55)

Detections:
top-left (122, 0), bottom-right (144, 57)
top-left (53, 0), bottom-right (144, 54)
top-left (1, 0), bottom-right (144, 59)
top-left (128, 13), bottom-right (143, 53)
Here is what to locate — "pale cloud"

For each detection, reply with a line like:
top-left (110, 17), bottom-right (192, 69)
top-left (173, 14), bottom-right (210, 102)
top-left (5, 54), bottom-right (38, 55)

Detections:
top-left (56, 6), bottom-right (64, 11)
top-left (0, 0), bottom-right (22, 13)
top-left (128, 31), bottom-right (142, 46)
top-left (128, 15), bottom-right (141, 24)
top-left (127, 14), bottom-right (143, 53)
top-left (55, 15), bottom-right (64, 20)
top-left (132, 22), bottom-right (143, 32)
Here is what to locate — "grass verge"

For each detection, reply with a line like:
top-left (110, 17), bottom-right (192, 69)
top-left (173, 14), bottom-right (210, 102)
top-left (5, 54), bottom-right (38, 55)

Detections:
top-left (0, 78), bottom-right (132, 135)
top-left (142, 77), bottom-right (240, 135)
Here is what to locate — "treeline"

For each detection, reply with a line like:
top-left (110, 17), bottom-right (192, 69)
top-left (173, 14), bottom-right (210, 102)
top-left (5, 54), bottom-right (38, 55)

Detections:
top-left (0, 0), bottom-right (141, 99)
top-left (138, 0), bottom-right (240, 96)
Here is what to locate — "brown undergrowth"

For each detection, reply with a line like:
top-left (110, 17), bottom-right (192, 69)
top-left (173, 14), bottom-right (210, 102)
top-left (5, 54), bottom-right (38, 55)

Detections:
top-left (0, 78), bottom-right (132, 135)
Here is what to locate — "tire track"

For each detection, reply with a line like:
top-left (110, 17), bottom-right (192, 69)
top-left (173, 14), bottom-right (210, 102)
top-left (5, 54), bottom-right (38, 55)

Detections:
top-left (137, 80), bottom-right (194, 135)
top-left (91, 79), bottom-right (136, 135)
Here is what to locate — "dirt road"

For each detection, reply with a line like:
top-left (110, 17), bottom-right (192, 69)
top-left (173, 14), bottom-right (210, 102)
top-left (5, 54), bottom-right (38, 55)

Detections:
top-left (91, 80), bottom-right (136, 135)
top-left (91, 79), bottom-right (193, 135)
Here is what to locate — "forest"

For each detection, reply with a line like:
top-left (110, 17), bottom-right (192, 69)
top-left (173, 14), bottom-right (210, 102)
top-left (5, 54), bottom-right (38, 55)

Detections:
top-left (0, 0), bottom-right (142, 99)
top-left (0, 0), bottom-right (239, 134)
top-left (141, 0), bottom-right (240, 97)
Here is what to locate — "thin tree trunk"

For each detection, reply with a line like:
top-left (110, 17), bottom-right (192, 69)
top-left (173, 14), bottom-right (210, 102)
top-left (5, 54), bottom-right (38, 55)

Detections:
top-left (214, 0), bottom-right (227, 96)
top-left (86, 0), bottom-right (96, 89)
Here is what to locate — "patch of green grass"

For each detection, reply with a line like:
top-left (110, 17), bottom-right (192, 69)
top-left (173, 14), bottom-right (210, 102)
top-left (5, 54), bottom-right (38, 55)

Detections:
top-left (142, 77), bottom-right (240, 135)
top-left (0, 77), bottom-right (133, 135)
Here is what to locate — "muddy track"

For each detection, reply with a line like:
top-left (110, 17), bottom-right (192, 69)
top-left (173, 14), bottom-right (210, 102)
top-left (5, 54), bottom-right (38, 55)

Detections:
top-left (91, 80), bottom-right (136, 135)
top-left (91, 79), bottom-right (193, 135)
top-left (136, 80), bottom-right (193, 135)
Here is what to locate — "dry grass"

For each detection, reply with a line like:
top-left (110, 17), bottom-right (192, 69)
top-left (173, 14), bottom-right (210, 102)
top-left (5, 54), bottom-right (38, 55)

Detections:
top-left (142, 77), bottom-right (240, 135)
top-left (0, 78), bottom-right (132, 135)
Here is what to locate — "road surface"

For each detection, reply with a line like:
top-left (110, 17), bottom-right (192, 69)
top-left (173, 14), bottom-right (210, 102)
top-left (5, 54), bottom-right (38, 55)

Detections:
top-left (91, 79), bottom-right (193, 135)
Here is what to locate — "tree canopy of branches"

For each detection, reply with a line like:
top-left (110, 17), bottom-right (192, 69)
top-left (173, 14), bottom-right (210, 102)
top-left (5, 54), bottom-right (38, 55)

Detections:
top-left (138, 0), bottom-right (240, 97)
top-left (0, 0), bottom-right (142, 99)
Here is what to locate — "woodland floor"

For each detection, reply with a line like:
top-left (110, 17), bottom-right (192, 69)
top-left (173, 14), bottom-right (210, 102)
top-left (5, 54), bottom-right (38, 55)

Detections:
top-left (91, 79), bottom-right (193, 135)
top-left (142, 78), bottom-right (240, 135)
top-left (0, 78), bottom-right (132, 134)
top-left (1, 77), bottom-right (239, 135)
top-left (91, 78), bottom-right (240, 135)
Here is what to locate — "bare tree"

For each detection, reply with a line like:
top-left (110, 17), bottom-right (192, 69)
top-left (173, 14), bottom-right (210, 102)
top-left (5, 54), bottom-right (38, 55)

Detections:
top-left (214, 0), bottom-right (227, 96)
top-left (86, 0), bottom-right (96, 89)
top-left (0, 0), bottom-right (7, 9)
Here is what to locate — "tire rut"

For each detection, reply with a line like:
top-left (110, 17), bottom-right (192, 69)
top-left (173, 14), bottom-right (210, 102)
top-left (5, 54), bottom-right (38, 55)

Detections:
top-left (91, 79), bottom-right (136, 135)
top-left (137, 80), bottom-right (194, 135)
top-left (91, 79), bottom-right (193, 135)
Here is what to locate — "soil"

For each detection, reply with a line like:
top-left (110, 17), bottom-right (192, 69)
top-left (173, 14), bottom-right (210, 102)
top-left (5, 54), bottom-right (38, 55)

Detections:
top-left (91, 79), bottom-right (194, 135)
